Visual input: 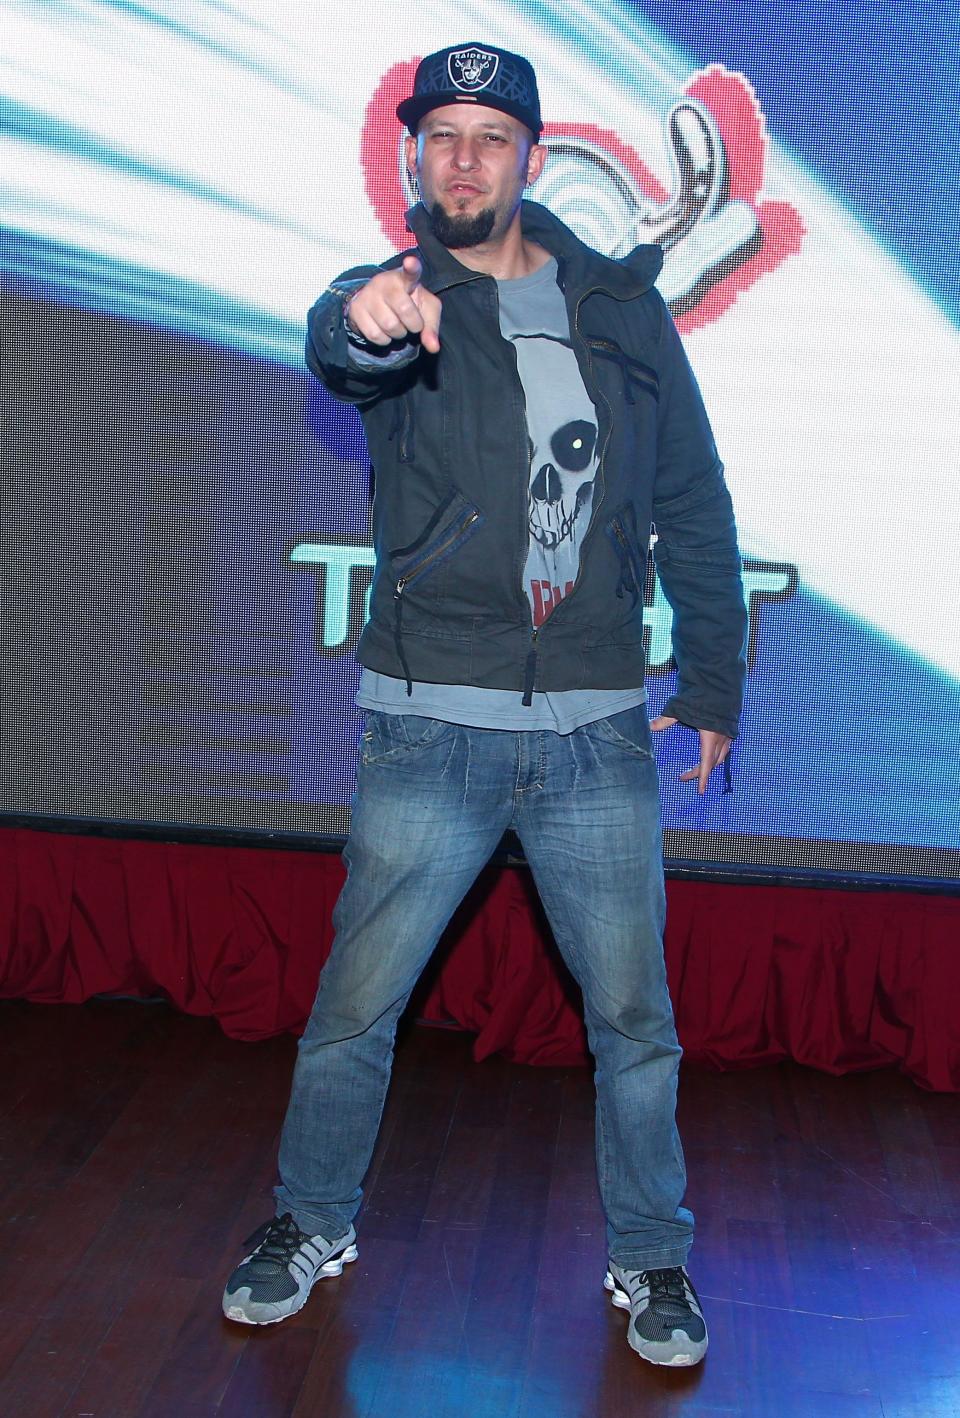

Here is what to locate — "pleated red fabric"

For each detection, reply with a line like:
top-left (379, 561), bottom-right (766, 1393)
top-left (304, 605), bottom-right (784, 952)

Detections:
top-left (2, 826), bottom-right (957, 1090)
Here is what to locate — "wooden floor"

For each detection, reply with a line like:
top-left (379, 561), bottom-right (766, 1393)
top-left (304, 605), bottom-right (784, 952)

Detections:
top-left (0, 999), bottom-right (958, 1418)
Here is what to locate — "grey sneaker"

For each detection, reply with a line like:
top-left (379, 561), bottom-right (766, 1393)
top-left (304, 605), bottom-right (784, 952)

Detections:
top-left (222, 1212), bottom-right (358, 1325)
top-left (604, 1262), bottom-right (708, 1366)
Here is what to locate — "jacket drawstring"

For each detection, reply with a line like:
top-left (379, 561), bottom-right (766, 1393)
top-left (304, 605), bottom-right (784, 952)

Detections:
top-left (392, 587), bottom-right (414, 696)
top-left (610, 523), bottom-right (641, 608)
top-left (387, 395), bottom-right (415, 463)
top-left (521, 645), bottom-right (538, 707)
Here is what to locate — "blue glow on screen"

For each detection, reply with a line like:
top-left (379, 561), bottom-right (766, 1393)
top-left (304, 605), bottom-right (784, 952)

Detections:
top-left (624, 0), bottom-right (960, 324)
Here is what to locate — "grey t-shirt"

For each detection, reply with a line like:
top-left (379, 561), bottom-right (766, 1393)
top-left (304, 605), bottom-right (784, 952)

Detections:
top-left (356, 257), bottom-right (646, 732)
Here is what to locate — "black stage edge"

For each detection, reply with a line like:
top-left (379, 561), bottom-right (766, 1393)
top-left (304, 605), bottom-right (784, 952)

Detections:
top-left (4, 813), bottom-right (958, 897)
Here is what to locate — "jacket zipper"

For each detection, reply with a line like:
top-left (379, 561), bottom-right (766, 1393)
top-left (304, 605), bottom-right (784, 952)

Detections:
top-left (522, 627), bottom-right (539, 707)
top-left (409, 262), bottom-right (621, 704)
top-left (540, 286), bottom-right (613, 615)
top-left (497, 289), bottom-right (543, 706)
top-left (393, 510), bottom-right (480, 599)
top-left (574, 287), bottom-right (612, 522)
top-left (518, 283), bottom-right (614, 703)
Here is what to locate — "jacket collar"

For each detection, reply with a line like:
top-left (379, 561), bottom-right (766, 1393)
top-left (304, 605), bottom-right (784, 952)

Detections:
top-left (404, 200), bottom-right (663, 299)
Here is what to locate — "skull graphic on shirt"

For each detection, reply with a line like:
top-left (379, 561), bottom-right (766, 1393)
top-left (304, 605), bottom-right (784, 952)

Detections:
top-left (528, 414), bottom-right (599, 549)
top-left (514, 336), bottom-right (600, 579)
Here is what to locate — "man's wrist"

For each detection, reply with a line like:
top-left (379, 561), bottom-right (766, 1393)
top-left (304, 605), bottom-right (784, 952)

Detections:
top-left (343, 291), bottom-right (360, 332)
top-left (344, 296), bottom-right (378, 350)
top-left (334, 284), bottom-right (371, 346)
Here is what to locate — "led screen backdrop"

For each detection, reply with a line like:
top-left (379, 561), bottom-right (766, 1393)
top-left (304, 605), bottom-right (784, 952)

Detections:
top-left (3, 0), bottom-right (959, 879)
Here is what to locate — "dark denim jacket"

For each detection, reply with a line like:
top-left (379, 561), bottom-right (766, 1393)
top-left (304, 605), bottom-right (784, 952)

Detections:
top-left (306, 201), bottom-right (747, 739)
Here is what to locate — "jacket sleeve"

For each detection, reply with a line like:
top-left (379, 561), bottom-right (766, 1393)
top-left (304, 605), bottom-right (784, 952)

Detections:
top-left (650, 295), bottom-right (748, 740)
top-left (305, 262), bottom-right (420, 406)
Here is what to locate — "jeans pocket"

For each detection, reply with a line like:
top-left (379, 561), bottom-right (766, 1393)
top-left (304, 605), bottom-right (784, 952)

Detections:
top-left (584, 704), bottom-right (654, 760)
top-left (359, 710), bottom-right (455, 765)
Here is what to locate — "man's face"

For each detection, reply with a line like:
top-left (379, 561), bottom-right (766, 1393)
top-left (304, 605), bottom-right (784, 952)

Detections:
top-left (405, 104), bottom-right (546, 249)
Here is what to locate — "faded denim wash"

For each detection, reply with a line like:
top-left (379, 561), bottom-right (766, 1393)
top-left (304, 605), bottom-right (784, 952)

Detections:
top-left (274, 703), bottom-right (693, 1269)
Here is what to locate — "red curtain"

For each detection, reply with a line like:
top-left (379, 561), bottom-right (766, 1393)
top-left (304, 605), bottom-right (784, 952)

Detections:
top-left (2, 825), bottom-right (957, 1090)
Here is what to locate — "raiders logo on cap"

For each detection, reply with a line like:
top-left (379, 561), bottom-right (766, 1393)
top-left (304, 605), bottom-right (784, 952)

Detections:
top-left (396, 43), bottom-right (543, 137)
top-left (448, 47), bottom-right (500, 93)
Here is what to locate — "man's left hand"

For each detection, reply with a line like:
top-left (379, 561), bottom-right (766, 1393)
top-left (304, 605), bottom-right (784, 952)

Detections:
top-left (649, 716), bottom-right (733, 795)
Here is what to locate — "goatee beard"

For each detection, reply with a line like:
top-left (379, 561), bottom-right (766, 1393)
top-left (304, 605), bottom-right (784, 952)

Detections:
top-left (428, 202), bottom-right (496, 249)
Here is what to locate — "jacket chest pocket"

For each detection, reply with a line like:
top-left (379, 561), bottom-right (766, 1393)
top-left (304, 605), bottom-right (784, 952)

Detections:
top-left (584, 337), bottom-right (659, 406)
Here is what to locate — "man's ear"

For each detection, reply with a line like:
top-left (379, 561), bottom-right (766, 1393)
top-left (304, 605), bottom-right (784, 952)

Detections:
top-left (404, 133), bottom-right (419, 183)
top-left (525, 141), bottom-right (548, 186)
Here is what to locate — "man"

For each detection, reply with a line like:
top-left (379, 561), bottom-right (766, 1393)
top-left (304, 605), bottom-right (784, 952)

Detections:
top-left (223, 42), bottom-right (747, 1368)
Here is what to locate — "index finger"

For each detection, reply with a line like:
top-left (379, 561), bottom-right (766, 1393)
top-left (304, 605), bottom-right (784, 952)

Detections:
top-left (417, 291), bottom-right (442, 353)
top-left (400, 254), bottom-right (423, 291)
top-left (697, 734), bottom-right (730, 793)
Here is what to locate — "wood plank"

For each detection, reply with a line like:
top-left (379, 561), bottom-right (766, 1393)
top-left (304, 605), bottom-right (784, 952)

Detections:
top-left (218, 1325), bottom-right (318, 1418)
top-left (66, 1274), bottom-right (202, 1418)
top-left (0, 1001), bottom-right (957, 1418)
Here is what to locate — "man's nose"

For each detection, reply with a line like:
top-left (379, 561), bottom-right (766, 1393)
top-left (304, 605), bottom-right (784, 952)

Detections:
top-left (452, 138), bottom-right (480, 169)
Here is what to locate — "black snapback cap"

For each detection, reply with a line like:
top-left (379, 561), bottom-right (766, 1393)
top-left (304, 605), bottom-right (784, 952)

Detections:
top-left (396, 43), bottom-right (542, 137)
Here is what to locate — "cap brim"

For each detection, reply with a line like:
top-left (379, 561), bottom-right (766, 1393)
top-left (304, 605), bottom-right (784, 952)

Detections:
top-left (396, 92), bottom-right (541, 136)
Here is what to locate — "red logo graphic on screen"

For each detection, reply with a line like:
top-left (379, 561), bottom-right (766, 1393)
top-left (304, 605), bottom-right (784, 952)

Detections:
top-left (360, 63), bottom-right (804, 332)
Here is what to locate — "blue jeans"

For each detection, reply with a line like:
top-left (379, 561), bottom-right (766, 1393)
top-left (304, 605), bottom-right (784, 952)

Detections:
top-left (274, 703), bottom-right (693, 1269)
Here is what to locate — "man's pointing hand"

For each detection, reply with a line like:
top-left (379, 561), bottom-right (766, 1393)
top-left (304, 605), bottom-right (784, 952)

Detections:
top-left (345, 254), bottom-right (442, 353)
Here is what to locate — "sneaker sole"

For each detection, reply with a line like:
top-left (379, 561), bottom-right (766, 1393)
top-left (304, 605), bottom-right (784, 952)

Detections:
top-left (224, 1243), bottom-right (359, 1326)
top-left (604, 1271), bottom-right (706, 1367)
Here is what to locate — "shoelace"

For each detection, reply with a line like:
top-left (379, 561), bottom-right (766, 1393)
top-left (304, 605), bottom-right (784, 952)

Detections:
top-left (642, 1268), bottom-right (690, 1304)
top-left (245, 1213), bottom-right (305, 1264)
